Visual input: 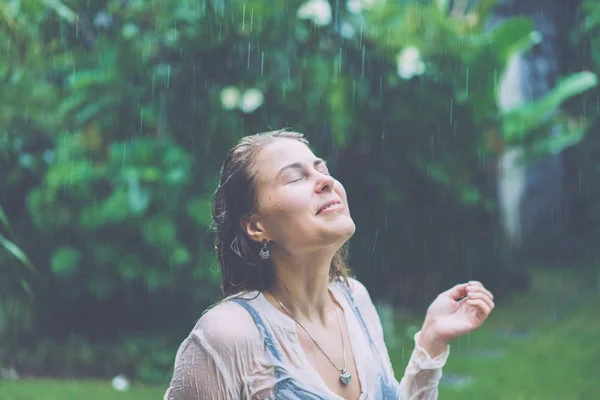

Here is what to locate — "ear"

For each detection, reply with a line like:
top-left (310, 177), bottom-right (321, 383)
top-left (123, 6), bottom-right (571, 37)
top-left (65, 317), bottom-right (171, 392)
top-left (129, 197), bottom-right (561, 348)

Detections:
top-left (240, 216), bottom-right (267, 244)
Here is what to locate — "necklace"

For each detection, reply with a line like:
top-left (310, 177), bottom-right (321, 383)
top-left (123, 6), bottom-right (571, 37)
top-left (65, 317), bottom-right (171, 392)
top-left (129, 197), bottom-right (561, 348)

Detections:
top-left (270, 292), bottom-right (352, 386)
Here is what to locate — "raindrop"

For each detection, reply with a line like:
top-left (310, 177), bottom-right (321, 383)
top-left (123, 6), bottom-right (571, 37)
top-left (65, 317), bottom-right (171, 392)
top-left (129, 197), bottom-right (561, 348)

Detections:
top-left (247, 42), bottom-right (251, 69)
top-left (372, 229), bottom-right (378, 252)
top-left (139, 109), bottom-right (144, 134)
top-left (361, 47), bottom-right (366, 79)
top-left (465, 67), bottom-right (469, 97)
top-left (242, 3), bottom-right (246, 31)
top-left (359, 26), bottom-right (363, 49)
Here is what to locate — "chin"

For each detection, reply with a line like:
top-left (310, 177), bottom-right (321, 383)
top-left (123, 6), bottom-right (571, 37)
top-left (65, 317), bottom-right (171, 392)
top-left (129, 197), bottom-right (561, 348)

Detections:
top-left (343, 218), bottom-right (357, 238)
top-left (324, 216), bottom-right (356, 242)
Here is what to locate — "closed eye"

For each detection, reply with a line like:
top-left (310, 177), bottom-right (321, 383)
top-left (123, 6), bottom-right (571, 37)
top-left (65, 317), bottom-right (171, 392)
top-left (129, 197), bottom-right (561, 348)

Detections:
top-left (278, 158), bottom-right (329, 184)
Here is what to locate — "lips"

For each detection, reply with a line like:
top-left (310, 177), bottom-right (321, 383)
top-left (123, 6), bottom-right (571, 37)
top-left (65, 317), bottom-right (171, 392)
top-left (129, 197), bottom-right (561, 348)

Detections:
top-left (316, 199), bottom-right (343, 215)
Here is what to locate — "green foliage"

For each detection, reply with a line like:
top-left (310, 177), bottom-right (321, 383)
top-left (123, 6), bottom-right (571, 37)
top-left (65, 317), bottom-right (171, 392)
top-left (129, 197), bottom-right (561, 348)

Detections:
top-left (557, 0), bottom-right (600, 249)
top-left (26, 134), bottom-right (201, 300)
top-left (502, 72), bottom-right (597, 154)
top-left (0, 201), bottom-right (35, 362)
top-left (50, 246), bottom-right (80, 278)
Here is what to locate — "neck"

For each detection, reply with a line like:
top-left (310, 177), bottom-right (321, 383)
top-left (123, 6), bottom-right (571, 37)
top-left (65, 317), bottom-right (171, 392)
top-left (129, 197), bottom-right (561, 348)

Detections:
top-left (268, 248), bottom-right (337, 325)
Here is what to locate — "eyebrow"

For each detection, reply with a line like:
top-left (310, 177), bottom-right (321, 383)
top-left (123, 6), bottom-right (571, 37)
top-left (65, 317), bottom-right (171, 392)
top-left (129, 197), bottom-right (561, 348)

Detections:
top-left (276, 158), bottom-right (327, 178)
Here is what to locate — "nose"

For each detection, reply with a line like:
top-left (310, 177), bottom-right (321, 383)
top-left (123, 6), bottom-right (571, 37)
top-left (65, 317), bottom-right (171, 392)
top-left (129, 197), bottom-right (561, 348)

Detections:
top-left (316, 173), bottom-right (335, 193)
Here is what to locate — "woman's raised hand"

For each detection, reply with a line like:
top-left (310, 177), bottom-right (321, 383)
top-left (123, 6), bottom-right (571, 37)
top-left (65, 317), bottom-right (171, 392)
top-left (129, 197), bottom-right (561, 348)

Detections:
top-left (418, 281), bottom-right (495, 357)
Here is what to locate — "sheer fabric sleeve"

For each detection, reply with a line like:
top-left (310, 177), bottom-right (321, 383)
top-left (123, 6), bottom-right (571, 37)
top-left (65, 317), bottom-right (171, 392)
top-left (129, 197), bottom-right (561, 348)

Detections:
top-left (164, 301), bottom-right (264, 400)
top-left (350, 279), bottom-right (450, 400)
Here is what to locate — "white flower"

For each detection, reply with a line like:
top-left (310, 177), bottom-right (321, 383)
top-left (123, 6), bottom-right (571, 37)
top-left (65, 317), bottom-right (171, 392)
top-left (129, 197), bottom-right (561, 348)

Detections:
top-left (340, 22), bottom-right (357, 39)
top-left (220, 86), bottom-right (241, 110)
top-left (396, 46), bottom-right (426, 79)
top-left (239, 88), bottom-right (264, 113)
top-left (436, 0), bottom-right (449, 12)
top-left (121, 23), bottom-right (139, 39)
top-left (346, 0), bottom-right (362, 13)
top-left (347, 0), bottom-right (378, 14)
top-left (465, 12), bottom-right (479, 28)
top-left (165, 28), bottom-right (179, 44)
top-left (297, 0), bottom-right (332, 27)
top-left (111, 375), bottom-right (130, 392)
top-left (530, 31), bottom-right (543, 45)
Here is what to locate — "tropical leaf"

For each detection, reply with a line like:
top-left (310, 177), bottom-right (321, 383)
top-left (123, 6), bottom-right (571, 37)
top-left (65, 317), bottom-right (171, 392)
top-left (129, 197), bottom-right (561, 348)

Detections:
top-left (503, 72), bottom-right (598, 143)
top-left (0, 233), bottom-right (35, 272)
top-left (0, 203), bottom-right (13, 236)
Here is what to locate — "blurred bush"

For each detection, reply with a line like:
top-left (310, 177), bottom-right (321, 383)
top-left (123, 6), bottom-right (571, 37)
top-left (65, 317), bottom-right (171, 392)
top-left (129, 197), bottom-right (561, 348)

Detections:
top-left (0, 0), bottom-right (597, 382)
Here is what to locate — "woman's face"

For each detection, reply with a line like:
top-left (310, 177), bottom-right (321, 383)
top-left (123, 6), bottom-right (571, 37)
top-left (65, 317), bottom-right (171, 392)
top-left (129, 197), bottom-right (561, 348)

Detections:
top-left (246, 138), bottom-right (356, 255)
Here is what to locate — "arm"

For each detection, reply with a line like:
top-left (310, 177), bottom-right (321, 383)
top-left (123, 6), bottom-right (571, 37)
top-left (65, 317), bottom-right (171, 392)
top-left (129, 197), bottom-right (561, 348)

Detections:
top-left (164, 301), bottom-right (261, 400)
top-left (350, 279), bottom-right (449, 400)
top-left (397, 330), bottom-right (449, 399)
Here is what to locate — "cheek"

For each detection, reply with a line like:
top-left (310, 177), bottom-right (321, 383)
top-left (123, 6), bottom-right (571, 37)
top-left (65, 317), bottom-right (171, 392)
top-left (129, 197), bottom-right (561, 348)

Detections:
top-left (276, 190), bottom-right (310, 215)
top-left (261, 189), bottom-right (310, 222)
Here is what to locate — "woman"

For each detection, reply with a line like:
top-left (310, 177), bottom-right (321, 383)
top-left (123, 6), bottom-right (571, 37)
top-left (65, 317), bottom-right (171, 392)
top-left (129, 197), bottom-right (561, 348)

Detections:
top-left (165, 130), bottom-right (495, 399)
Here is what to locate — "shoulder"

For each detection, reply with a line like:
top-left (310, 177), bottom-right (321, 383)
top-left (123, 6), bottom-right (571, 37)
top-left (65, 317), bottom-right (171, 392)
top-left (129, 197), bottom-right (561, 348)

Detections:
top-left (333, 277), bottom-right (376, 312)
top-left (189, 296), bottom-right (262, 348)
top-left (167, 296), bottom-right (264, 399)
top-left (347, 277), bottom-right (370, 299)
top-left (342, 277), bottom-right (374, 304)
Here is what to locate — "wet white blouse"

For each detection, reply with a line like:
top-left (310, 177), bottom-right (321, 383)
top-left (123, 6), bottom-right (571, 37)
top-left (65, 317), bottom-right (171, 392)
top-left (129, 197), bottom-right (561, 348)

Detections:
top-left (165, 278), bottom-right (449, 399)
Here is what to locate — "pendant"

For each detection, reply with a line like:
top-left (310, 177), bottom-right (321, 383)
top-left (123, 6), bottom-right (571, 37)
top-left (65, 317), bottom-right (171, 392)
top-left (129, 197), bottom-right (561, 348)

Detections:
top-left (340, 368), bottom-right (352, 386)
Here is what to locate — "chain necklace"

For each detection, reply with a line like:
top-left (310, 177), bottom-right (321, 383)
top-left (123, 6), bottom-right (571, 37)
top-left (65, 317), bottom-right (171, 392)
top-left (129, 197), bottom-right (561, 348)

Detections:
top-left (270, 291), bottom-right (352, 386)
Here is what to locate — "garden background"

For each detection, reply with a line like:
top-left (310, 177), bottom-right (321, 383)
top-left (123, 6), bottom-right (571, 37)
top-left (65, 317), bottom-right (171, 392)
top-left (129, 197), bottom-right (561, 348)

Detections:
top-left (1, 0), bottom-right (599, 398)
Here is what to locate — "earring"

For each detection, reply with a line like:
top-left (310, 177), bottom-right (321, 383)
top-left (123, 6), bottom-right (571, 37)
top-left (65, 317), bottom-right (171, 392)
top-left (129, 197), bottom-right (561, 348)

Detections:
top-left (258, 239), bottom-right (271, 260)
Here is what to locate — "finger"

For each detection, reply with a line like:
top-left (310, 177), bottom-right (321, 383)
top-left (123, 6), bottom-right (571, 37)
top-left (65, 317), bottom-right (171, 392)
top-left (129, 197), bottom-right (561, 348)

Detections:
top-left (466, 284), bottom-right (494, 302)
top-left (467, 281), bottom-right (494, 300)
top-left (466, 298), bottom-right (492, 316)
top-left (445, 283), bottom-right (469, 300)
top-left (467, 292), bottom-right (495, 311)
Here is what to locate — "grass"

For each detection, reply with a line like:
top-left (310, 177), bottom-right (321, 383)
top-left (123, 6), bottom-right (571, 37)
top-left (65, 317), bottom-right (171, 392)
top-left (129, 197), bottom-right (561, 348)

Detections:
top-left (0, 379), bottom-right (165, 400)
top-left (1, 267), bottom-right (598, 399)
top-left (390, 266), bottom-right (600, 400)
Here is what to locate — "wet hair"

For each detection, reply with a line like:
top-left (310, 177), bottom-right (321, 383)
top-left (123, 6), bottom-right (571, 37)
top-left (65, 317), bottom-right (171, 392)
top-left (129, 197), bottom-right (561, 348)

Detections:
top-left (211, 130), bottom-right (351, 297)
